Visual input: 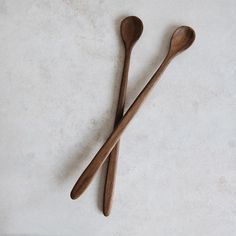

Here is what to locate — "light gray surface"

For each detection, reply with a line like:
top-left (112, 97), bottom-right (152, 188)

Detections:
top-left (0, 0), bottom-right (236, 235)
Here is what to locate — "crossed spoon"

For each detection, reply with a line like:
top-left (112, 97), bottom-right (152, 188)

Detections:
top-left (103, 16), bottom-right (143, 216)
top-left (70, 25), bottom-right (196, 201)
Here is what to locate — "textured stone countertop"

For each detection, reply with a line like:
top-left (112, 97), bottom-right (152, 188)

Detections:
top-left (0, 0), bottom-right (235, 235)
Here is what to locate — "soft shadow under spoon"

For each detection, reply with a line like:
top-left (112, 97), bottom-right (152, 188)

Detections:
top-left (70, 26), bottom-right (196, 201)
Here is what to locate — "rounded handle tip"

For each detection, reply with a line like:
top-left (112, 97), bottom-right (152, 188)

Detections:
top-left (103, 204), bottom-right (111, 217)
top-left (70, 190), bottom-right (78, 200)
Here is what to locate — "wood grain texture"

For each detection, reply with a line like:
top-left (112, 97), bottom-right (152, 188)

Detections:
top-left (103, 16), bottom-right (143, 217)
top-left (70, 26), bottom-right (196, 201)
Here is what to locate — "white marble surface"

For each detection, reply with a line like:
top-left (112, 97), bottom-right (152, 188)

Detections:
top-left (0, 0), bottom-right (236, 235)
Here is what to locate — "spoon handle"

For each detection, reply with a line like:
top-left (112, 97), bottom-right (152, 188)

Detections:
top-left (103, 48), bottom-right (131, 216)
top-left (70, 53), bottom-right (172, 200)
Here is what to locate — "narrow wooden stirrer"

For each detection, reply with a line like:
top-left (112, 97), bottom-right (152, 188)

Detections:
top-left (70, 26), bottom-right (196, 201)
top-left (103, 16), bottom-right (143, 217)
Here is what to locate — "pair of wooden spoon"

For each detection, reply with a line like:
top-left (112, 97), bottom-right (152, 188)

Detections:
top-left (70, 16), bottom-right (196, 216)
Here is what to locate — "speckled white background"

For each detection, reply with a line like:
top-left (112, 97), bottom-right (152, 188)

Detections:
top-left (0, 0), bottom-right (235, 235)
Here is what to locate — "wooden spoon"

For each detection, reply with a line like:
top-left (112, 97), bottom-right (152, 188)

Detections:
top-left (70, 26), bottom-right (196, 200)
top-left (103, 16), bottom-right (143, 217)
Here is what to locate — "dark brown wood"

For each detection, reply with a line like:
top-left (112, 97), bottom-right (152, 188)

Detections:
top-left (103, 16), bottom-right (143, 217)
top-left (70, 26), bottom-right (196, 201)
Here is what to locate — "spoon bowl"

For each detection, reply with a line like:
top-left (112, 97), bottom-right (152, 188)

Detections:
top-left (169, 26), bottom-right (195, 55)
top-left (121, 16), bottom-right (143, 49)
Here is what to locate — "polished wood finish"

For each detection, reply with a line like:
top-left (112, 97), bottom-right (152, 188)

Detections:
top-left (70, 26), bottom-right (196, 200)
top-left (103, 16), bottom-right (143, 217)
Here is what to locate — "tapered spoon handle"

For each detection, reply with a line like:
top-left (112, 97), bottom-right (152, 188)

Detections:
top-left (70, 54), bottom-right (172, 200)
top-left (103, 49), bottom-right (131, 216)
